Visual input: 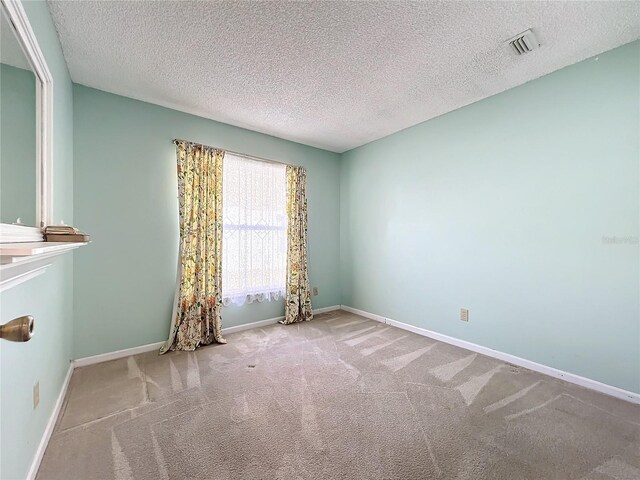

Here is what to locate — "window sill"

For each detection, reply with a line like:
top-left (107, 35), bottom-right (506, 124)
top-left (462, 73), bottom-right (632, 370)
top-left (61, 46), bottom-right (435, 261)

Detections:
top-left (0, 242), bottom-right (88, 292)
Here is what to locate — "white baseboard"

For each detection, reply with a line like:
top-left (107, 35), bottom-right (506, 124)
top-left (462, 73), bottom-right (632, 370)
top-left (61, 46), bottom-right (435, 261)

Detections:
top-left (28, 301), bottom-right (637, 480)
top-left (73, 341), bottom-right (165, 368)
top-left (27, 363), bottom-right (74, 480)
top-left (73, 305), bottom-right (342, 367)
top-left (35, 305), bottom-right (333, 477)
top-left (340, 305), bottom-right (640, 404)
top-left (221, 315), bottom-right (285, 335)
top-left (340, 305), bottom-right (386, 323)
top-left (313, 305), bottom-right (341, 315)
top-left (25, 303), bottom-right (335, 478)
top-left (219, 304), bottom-right (341, 335)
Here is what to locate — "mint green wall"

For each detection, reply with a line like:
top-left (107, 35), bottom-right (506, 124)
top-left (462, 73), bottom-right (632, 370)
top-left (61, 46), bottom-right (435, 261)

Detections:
top-left (1, 6), bottom-right (635, 478)
top-left (340, 41), bottom-right (640, 393)
top-left (0, 2), bottom-right (75, 479)
top-left (72, 85), bottom-right (341, 359)
top-left (1, 64), bottom-right (36, 225)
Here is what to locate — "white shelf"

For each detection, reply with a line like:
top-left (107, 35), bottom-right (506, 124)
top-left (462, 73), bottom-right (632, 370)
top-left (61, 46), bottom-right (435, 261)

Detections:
top-left (0, 242), bottom-right (88, 292)
top-left (0, 242), bottom-right (87, 261)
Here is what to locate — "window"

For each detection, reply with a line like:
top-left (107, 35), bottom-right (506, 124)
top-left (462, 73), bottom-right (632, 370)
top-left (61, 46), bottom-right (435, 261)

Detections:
top-left (222, 153), bottom-right (287, 306)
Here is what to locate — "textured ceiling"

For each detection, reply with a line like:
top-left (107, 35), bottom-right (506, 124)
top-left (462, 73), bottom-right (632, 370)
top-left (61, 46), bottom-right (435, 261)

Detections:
top-left (47, 1), bottom-right (639, 153)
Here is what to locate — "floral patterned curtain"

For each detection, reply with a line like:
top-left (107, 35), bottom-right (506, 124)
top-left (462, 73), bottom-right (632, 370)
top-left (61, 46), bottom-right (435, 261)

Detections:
top-left (160, 141), bottom-right (226, 353)
top-left (280, 165), bottom-right (313, 324)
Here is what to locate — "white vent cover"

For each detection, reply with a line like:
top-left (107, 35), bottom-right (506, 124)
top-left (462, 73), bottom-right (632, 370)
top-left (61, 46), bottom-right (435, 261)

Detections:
top-left (506, 29), bottom-right (540, 55)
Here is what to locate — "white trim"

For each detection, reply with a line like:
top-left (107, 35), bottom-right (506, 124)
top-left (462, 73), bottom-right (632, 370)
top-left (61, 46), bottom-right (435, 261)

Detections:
top-left (35, 305), bottom-right (341, 477)
top-left (0, 0), bottom-right (53, 237)
top-left (72, 322), bottom-right (291, 368)
top-left (313, 305), bottom-right (341, 314)
top-left (0, 224), bottom-right (43, 243)
top-left (29, 304), bottom-right (638, 480)
top-left (0, 262), bottom-right (50, 292)
top-left (340, 304), bottom-right (386, 323)
top-left (73, 342), bottom-right (165, 368)
top-left (221, 315), bottom-right (284, 335)
top-left (0, 242), bottom-right (87, 292)
top-left (339, 305), bottom-right (640, 404)
top-left (26, 363), bottom-right (73, 480)
top-left (218, 305), bottom-right (341, 335)
top-left (73, 305), bottom-right (342, 367)
top-left (0, 241), bottom-right (88, 259)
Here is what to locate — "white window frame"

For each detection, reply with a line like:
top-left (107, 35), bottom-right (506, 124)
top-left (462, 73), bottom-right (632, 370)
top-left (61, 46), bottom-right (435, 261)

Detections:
top-left (221, 153), bottom-right (287, 306)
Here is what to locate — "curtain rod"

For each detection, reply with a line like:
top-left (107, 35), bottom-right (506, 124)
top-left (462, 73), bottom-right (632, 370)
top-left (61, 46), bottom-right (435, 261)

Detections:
top-left (172, 138), bottom-right (301, 168)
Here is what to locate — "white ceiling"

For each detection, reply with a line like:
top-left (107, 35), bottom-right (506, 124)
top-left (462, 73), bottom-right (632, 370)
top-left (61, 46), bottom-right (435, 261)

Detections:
top-left (47, 1), bottom-right (639, 153)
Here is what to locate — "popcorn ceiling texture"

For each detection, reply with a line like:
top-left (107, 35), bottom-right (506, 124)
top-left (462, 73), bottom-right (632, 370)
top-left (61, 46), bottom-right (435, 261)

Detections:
top-left (47, 1), bottom-right (639, 152)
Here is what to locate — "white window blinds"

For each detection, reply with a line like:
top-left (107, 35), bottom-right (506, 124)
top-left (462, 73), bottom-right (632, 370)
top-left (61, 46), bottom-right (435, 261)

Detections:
top-left (222, 153), bottom-right (287, 306)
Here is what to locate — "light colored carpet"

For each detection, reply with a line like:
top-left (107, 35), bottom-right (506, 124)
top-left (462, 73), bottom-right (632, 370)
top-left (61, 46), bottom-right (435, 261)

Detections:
top-left (38, 311), bottom-right (640, 479)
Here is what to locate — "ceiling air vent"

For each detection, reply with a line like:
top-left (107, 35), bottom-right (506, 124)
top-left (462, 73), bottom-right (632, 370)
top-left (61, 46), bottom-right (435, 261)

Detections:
top-left (506, 29), bottom-right (540, 55)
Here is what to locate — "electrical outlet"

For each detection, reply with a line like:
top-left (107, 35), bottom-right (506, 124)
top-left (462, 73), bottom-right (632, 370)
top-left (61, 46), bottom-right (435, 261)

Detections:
top-left (313, 287), bottom-right (318, 296)
top-left (460, 308), bottom-right (469, 322)
top-left (33, 381), bottom-right (40, 409)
